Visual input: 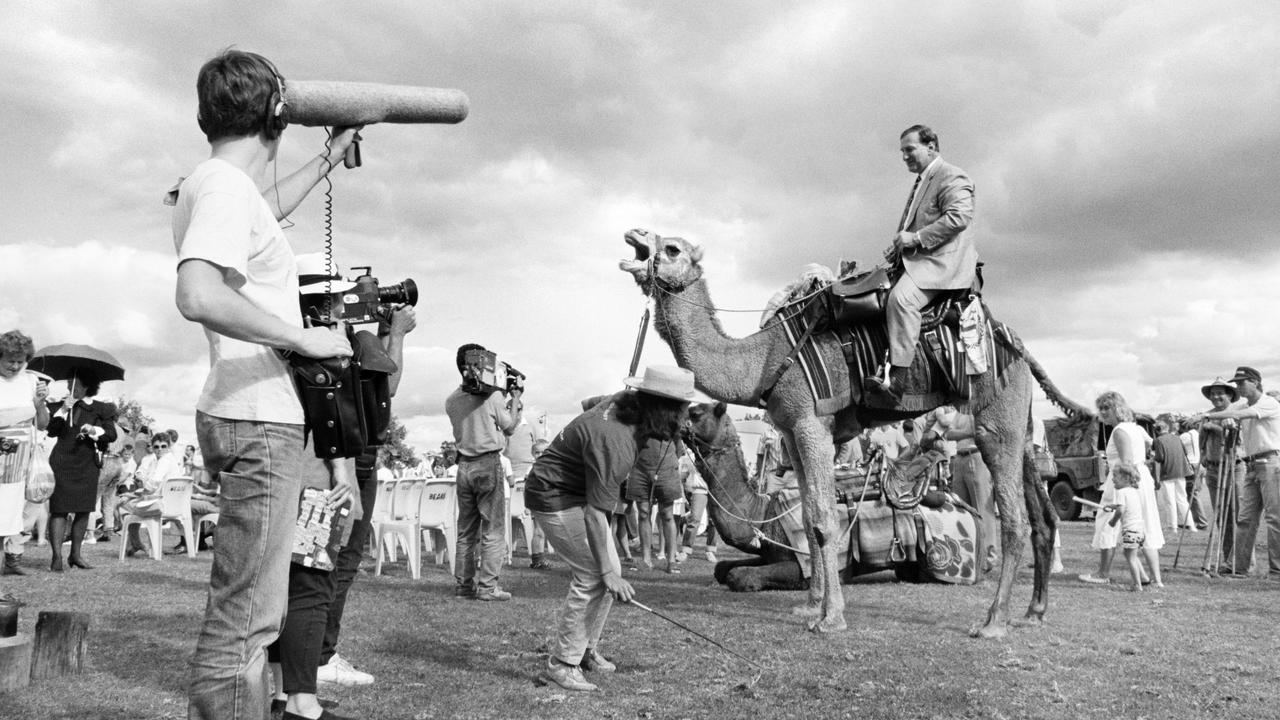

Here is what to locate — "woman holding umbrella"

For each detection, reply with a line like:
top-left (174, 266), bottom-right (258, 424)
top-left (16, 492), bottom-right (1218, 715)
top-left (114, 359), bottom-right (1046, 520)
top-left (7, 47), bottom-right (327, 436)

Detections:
top-left (44, 369), bottom-right (117, 571)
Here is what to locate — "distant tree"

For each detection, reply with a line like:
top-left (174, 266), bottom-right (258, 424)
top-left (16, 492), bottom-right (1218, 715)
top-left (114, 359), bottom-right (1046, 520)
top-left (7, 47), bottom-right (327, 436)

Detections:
top-left (377, 415), bottom-right (419, 471)
top-left (116, 398), bottom-right (154, 436)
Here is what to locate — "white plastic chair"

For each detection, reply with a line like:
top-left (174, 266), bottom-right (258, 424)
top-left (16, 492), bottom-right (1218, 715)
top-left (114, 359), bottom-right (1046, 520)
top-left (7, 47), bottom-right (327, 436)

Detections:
top-left (118, 477), bottom-right (195, 561)
top-left (507, 481), bottom-right (535, 564)
top-left (374, 478), bottom-right (425, 579)
top-left (367, 477), bottom-right (397, 560)
top-left (418, 480), bottom-right (458, 576)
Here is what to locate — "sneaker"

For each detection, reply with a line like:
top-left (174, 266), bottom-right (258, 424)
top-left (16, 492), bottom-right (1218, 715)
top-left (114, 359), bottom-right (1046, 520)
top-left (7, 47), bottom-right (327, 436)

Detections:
top-left (580, 648), bottom-right (616, 673)
top-left (705, 550), bottom-right (717, 563)
top-left (541, 658), bottom-right (598, 692)
top-left (476, 587), bottom-right (512, 602)
top-left (317, 653), bottom-right (374, 686)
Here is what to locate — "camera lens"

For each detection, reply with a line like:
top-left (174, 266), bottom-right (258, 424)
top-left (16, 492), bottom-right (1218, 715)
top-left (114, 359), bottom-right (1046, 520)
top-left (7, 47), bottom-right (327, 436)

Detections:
top-left (378, 279), bottom-right (418, 307)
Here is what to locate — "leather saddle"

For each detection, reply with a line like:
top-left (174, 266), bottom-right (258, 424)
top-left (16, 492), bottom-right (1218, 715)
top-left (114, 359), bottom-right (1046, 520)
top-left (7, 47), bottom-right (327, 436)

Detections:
top-left (824, 263), bottom-right (985, 329)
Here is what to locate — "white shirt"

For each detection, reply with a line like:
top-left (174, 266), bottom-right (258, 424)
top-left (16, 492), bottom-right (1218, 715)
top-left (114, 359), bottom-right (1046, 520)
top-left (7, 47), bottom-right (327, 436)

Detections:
top-left (1239, 394), bottom-right (1280, 456)
top-left (133, 451), bottom-right (184, 495)
top-left (173, 158), bottom-right (304, 424)
top-left (0, 371), bottom-right (37, 429)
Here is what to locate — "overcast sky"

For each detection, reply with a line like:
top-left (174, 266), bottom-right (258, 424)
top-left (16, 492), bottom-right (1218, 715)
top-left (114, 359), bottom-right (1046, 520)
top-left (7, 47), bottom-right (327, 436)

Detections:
top-left (1, 1), bottom-right (1276, 453)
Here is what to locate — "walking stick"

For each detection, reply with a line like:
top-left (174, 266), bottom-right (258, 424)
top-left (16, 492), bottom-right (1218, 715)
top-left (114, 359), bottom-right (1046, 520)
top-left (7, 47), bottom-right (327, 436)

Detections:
top-left (1202, 455), bottom-right (1231, 575)
top-left (627, 599), bottom-right (766, 670)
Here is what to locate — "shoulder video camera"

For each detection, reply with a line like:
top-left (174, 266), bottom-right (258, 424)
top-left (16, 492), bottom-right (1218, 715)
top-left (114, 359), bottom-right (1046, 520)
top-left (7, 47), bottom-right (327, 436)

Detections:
top-left (338, 267), bottom-right (418, 325)
top-left (461, 348), bottom-right (526, 396)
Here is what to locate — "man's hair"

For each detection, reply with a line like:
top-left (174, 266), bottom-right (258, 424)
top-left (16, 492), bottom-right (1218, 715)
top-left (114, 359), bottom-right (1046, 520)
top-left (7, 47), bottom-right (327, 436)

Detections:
top-left (900, 124), bottom-right (939, 150)
top-left (196, 49), bottom-right (284, 142)
top-left (613, 391), bottom-right (688, 442)
top-left (0, 330), bottom-right (34, 362)
top-left (1094, 390), bottom-right (1134, 422)
top-left (456, 343), bottom-right (486, 373)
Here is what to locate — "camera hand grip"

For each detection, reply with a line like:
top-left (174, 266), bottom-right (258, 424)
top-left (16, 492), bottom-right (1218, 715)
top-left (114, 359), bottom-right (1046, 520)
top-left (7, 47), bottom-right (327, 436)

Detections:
top-left (344, 137), bottom-right (361, 169)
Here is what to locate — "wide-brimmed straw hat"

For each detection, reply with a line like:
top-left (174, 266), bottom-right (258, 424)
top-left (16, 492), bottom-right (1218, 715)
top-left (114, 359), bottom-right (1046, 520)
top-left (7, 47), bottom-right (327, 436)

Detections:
top-left (624, 365), bottom-right (713, 403)
top-left (1200, 377), bottom-right (1238, 401)
top-left (296, 253), bottom-right (357, 294)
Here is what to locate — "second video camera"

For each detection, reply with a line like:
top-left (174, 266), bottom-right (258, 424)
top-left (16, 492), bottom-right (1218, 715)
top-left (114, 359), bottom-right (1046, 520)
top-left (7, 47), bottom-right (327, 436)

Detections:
top-left (461, 348), bottom-right (526, 396)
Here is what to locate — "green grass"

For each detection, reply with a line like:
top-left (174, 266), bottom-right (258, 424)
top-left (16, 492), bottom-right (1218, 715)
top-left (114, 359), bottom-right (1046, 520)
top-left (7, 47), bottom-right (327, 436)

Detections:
top-left (1, 522), bottom-right (1277, 719)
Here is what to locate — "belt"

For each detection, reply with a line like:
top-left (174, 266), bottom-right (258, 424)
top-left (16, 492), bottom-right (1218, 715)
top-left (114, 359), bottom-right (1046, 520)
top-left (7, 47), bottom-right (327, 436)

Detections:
top-left (1246, 450), bottom-right (1279, 463)
top-left (956, 448), bottom-right (980, 457)
top-left (458, 450), bottom-right (501, 462)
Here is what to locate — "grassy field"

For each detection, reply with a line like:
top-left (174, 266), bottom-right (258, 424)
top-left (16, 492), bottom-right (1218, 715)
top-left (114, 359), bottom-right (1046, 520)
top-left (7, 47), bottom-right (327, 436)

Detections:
top-left (1, 520), bottom-right (1278, 720)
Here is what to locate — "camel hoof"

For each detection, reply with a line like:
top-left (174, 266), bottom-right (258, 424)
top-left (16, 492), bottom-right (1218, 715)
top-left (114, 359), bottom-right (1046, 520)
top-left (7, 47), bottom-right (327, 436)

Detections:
top-left (968, 622), bottom-right (1008, 640)
top-left (806, 615), bottom-right (848, 634)
top-left (791, 602), bottom-right (822, 618)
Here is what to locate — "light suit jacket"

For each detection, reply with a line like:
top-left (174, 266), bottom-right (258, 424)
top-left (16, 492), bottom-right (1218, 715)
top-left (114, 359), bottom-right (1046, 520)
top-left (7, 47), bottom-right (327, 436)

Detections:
top-left (900, 157), bottom-right (977, 291)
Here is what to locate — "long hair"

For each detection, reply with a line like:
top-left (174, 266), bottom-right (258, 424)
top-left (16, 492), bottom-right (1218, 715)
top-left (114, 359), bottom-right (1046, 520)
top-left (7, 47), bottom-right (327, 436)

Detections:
top-left (1094, 390), bottom-right (1134, 422)
top-left (612, 391), bottom-right (687, 442)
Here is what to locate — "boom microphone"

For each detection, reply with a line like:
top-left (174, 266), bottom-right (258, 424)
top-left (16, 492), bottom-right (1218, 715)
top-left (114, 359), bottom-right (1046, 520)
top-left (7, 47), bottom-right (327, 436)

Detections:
top-left (286, 81), bottom-right (469, 127)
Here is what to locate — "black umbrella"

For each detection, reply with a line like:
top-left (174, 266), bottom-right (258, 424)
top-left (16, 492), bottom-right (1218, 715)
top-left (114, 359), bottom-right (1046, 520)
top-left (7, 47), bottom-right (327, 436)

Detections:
top-left (28, 343), bottom-right (126, 384)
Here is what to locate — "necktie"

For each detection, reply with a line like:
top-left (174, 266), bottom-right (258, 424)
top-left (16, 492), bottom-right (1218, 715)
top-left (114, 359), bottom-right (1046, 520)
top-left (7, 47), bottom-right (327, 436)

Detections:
top-left (898, 174), bottom-right (921, 232)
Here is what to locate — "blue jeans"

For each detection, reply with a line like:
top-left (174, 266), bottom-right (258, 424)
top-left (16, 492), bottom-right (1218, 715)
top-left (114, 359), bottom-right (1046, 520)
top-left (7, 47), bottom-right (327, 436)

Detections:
top-left (533, 506), bottom-right (615, 666)
top-left (1236, 456), bottom-right (1280, 575)
top-left (454, 452), bottom-right (507, 593)
top-left (188, 412), bottom-right (305, 720)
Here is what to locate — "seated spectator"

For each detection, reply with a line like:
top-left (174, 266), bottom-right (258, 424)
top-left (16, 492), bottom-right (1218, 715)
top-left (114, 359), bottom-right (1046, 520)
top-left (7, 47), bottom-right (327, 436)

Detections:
top-left (118, 433), bottom-right (184, 557)
top-left (173, 469), bottom-right (219, 554)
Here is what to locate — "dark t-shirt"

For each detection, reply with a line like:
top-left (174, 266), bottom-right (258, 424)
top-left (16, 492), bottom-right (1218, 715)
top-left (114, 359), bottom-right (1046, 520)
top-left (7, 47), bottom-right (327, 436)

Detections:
top-left (1152, 433), bottom-right (1192, 480)
top-left (524, 393), bottom-right (638, 514)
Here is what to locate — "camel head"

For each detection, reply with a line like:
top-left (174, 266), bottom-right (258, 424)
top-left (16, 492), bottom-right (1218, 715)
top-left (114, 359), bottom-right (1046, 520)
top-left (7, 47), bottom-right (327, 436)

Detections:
top-left (620, 228), bottom-right (704, 291)
top-left (684, 401), bottom-right (731, 449)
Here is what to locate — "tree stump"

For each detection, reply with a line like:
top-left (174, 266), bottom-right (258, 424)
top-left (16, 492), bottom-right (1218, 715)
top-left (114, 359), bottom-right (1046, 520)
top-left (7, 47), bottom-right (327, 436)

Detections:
top-left (29, 611), bottom-right (90, 681)
top-left (0, 633), bottom-right (33, 691)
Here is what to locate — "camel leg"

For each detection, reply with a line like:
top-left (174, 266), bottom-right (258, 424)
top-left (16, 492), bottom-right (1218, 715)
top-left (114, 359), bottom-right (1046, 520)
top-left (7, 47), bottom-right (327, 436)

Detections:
top-left (1023, 448), bottom-right (1056, 623)
top-left (779, 428), bottom-right (824, 619)
top-left (787, 420), bottom-right (847, 633)
top-left (971, 372), bottom-right (1035, 639)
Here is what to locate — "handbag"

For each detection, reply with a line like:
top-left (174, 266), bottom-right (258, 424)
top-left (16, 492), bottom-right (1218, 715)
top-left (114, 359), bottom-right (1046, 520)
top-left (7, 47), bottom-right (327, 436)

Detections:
top-left (827, 266), bottom-right (892, 326)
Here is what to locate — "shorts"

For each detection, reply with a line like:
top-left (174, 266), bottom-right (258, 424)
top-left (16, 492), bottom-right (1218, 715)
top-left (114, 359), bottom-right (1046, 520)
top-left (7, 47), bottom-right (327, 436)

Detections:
top-left (1121, 530), bottom-right (1145, 550)
top-left (626, 471), bottom-right (683, 505)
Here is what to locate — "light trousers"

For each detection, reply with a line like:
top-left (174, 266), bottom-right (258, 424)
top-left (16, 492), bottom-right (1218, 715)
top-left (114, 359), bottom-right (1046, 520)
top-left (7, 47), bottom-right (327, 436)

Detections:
top-left (886, 274), bottom-right (942, 367)
top-left (533, 506), bottom-right (614, 666)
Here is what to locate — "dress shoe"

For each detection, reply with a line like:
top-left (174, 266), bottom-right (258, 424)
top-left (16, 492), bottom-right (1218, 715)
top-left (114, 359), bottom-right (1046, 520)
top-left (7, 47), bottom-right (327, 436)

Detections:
top-left (863, 366), bottom-right (908, 405)
top-left (541, 657), bottom-right (598, 692)
top-left (50, 556), bottom-right (64, 572)
top-left (281, 709), bottom-right (354, 720)
top-left (580, 648), bottom-right (616, 673)
top-left (68, 556), bottom-right (93, 570)
top-left (454, 582), bottom-right (476, 598)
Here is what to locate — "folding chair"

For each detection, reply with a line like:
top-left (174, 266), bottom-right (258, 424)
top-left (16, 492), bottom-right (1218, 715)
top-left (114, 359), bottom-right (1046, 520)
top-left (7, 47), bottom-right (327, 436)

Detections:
top-left (418, 480), bottom-right (458, 576)
top-left (374, 478), bottom-right (425, 579)
top-left (119, 477), bottom-right (196, 561)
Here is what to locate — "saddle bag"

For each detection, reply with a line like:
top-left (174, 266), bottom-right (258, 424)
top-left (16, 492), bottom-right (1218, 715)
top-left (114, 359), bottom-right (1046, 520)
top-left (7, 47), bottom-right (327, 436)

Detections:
top-left (827, 267), bottom-right (892, 326)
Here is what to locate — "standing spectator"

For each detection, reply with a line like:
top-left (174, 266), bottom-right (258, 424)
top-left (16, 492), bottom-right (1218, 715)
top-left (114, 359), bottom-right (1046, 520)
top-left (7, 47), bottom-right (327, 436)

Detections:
top-left (627, 438), bottom-right (682, 574)
top-left (524, 365), bottom-right (708, 692)
top-left (940, 411), bottom-right (997, 571)
top-left (94, 422), bottom-right (130, 541)
top-left (0, 330), bottom-right (50, 576)
top-left (506, 409), bottom-right (550, 568)
top-left (677, 448), bottom-right (719, 564)
top-left (1194, 367), bottom-right (1280, 578)
top-left (173, 49), bottom-right (358, 720)
top-left (1105, 464), bottom-right (1152, 591)
top-left (118, 433), bottom-right (184, 557)
top-left (45, 370), bottom-right (116, 572)
top-left (1152, 416), bottom-right (1194, 532)
top-left (1179, 420), bottom-right (1210, 530)
top-left (1197, 378), bottom-right (1244, 572)
top-left (1079, 392), bottom-right (1164, 586)
top-left (446, 344), bottom-right (522, 601)
top-left (868, 422), bottom-right (911, 460)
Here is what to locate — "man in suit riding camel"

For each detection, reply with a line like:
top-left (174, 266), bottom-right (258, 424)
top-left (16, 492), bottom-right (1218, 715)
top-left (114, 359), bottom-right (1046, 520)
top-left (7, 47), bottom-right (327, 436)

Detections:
top-left (866, 124), bottom-right (978, 404)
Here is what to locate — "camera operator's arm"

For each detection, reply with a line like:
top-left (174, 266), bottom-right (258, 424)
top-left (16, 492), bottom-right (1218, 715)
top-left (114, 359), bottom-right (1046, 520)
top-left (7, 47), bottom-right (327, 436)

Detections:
top-left (380, 305), bottom-right (417, 397)
top-left (494, 389), bottom-right (523, 435)
top-left (177, 260), bottom-right (352, 359)
top-left (261, 126), bottom-right (363, 221)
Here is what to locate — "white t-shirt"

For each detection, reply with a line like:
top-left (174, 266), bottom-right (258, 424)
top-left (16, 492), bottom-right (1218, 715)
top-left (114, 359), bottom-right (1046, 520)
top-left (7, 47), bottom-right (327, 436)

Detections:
top-left (173, 158), bottom-right (304, 424)
top-left (1113, 486), bottom-right (1144, 534)
top-left (0, 371), bottom-right (37, 429)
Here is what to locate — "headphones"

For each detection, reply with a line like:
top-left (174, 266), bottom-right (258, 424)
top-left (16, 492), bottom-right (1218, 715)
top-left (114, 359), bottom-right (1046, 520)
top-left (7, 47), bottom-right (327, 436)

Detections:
top-left (260, 56), bottom-right (289, 140)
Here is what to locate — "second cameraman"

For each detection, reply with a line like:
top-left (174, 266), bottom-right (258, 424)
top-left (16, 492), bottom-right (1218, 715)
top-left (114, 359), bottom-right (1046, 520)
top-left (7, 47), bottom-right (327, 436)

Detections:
top-left (446, 343), bottom-right (523, 601)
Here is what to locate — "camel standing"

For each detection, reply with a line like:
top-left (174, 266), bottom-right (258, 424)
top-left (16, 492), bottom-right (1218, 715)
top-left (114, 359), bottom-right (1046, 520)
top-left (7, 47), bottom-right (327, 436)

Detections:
top-left (621, 229), bottom-right (1085, 636)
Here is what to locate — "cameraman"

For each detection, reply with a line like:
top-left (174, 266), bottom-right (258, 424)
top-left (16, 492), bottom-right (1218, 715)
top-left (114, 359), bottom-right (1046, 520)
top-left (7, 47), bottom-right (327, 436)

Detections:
top-left (446, 343), bottom-right (522, 601)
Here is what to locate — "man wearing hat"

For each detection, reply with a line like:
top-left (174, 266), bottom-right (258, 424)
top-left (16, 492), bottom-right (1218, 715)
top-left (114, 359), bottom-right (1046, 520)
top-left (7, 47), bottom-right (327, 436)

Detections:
top-left (1197, 378), bottom-right (1245, 572)
top-left (1195, 367), bottom-right (1280, 577)
top-left (524, 366), bottom-right (710, 692)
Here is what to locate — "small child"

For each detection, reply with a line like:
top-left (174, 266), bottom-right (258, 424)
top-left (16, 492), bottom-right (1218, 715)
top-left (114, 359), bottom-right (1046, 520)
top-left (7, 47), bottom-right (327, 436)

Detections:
top-left (1106, 462), bottom-right (1158, 591)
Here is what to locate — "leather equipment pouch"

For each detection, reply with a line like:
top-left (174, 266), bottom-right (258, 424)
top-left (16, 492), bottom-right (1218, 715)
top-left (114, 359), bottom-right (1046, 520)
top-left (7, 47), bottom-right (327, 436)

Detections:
top-left (828, 267), bottom-right (892, 325)
top-left (351, 330), bottom-right (396, 447)
top-left (288, 354), bottom-right (364, 459)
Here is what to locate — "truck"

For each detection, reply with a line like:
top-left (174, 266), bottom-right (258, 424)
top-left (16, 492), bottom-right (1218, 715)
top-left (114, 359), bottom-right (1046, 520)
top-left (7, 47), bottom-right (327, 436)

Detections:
top-left (1043, 413), bottom-right (1157, 521)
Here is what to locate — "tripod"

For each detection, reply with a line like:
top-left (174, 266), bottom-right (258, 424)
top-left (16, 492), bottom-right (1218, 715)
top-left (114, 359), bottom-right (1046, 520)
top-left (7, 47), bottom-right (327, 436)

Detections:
top-left (1201, 428), bottom-right (1240, 576)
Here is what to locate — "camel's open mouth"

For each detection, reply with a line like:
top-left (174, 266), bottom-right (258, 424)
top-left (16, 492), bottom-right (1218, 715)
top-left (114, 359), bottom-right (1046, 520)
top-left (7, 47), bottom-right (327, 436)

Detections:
top-left (620, 229), bottom-right (655, 278)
